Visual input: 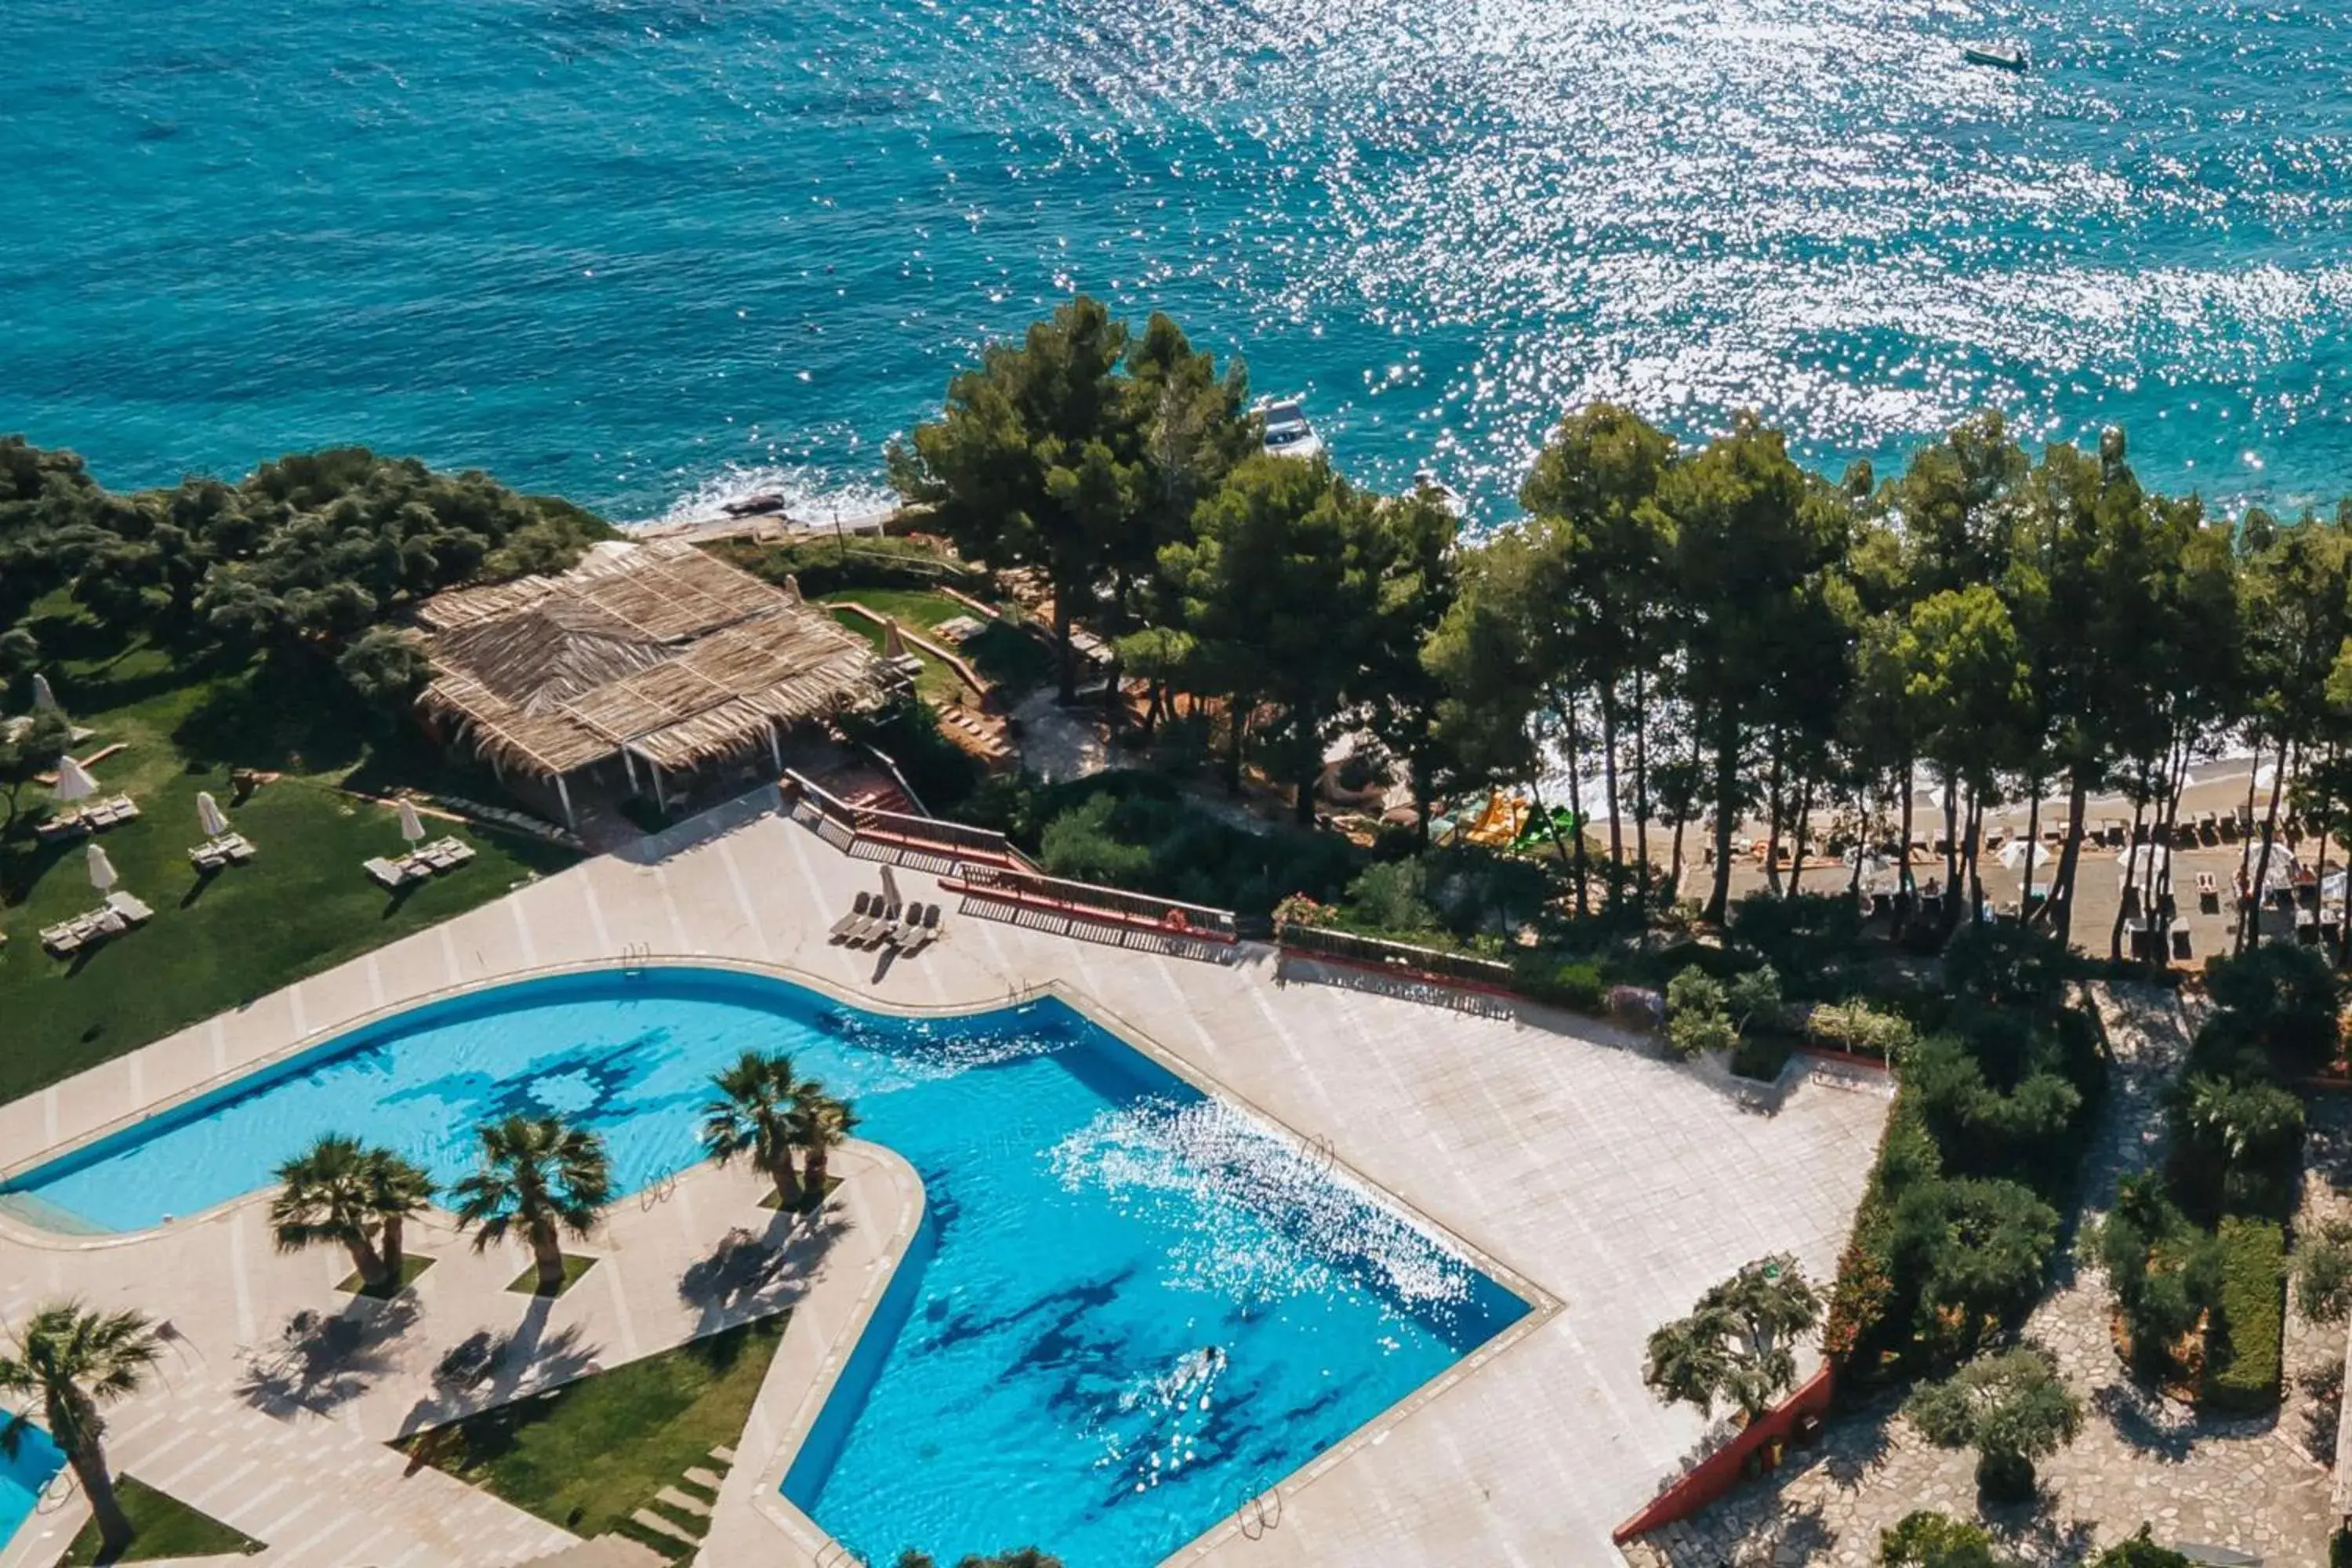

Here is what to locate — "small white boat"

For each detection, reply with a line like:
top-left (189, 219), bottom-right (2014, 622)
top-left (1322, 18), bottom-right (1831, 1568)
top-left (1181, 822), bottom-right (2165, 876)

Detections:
top-left (1254, 396), bottom-right (1324, 461)
top-left (1962, 41), bottom-right (2028, 71)
top-left (1411, 466), bottom-right (1463, 518)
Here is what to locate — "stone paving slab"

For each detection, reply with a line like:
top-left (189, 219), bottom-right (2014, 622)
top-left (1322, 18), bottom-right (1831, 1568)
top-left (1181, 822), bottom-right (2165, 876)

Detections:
top-left (1624, 985), bottom-right (2336, 1568)
top-left (1, 788), bottom-right (1891, 1566)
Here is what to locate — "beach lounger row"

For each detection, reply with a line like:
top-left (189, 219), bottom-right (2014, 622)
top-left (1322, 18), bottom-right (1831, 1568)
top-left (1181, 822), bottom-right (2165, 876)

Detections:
top-left (364, 836), bottom-right (477, 891)
top-left (36, 794), bottom-right (140, 842)
top-left (828, 891), bottom-right (945, 953)
top-left (187, 833), bottom-right (258, 873)
top-left (40, 891), bottom-right (154, 956)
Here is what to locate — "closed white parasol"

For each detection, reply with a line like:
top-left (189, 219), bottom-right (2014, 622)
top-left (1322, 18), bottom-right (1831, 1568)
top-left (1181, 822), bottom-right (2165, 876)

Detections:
top-left (54, 755), bottom-right (99, 803)
top-left (396, 797), bottom-right (426, 845)
top-left (197, 791), bottom-right (230, 839)
top-left (85, 841), bottom-right (117, 893)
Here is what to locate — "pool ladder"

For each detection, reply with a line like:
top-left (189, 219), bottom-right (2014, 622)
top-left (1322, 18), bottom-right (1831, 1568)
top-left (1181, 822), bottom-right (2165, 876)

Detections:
top-left (1236, 1484), bottom-right (1283, 1540)
top-left (1299, 1132), bottom-right (1337, 1177)
top-left (618, 941), bottom-right (652, 978)
top-left (813, 1541), bottom-right (866, 1568)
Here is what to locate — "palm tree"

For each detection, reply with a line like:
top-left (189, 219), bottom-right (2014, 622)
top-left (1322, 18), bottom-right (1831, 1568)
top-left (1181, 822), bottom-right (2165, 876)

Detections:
top-left (1642, 1254), bottom-right (1822, 1421)
top-left (789, 1091), bottom-right (860, 1207)
top-left (364, 1149), bottom-right (437, 1283)
top-left (270, 1134), bottom-right (390, 1290)
top-left (0, 1304), bottom-right (162, 1555)
top-left (699, 1051), bottom-right (809, 1209)
top-left (451, 1115), bottom-right (612, 1295)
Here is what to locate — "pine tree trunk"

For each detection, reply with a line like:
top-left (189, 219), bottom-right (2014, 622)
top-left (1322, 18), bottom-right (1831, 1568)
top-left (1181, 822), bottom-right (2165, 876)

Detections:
top-left (1053, 594), bottom-right (1076, 704)
top-left (2112, 785), bottom-right (2149, 962)
top-left (2051, 772), bottom-right (2088, 943)
top-left (1705, 708), bottom-right (1740, 924)
top-left (1632, 666), bottom-right (1652, 904)
top-left (1601, 684), bottom-right (1624, 909)
top-left (1788, 777), bottom-right (1813, 895)
top-left (1225, 695), bottom-right (1247, 795)
top-left (2021, 783), bottom-right (2042, 915)
top-left (1561, 697), bottom-right (1592, 918)
top-left (2248, 740), bottom-right (2290, 956)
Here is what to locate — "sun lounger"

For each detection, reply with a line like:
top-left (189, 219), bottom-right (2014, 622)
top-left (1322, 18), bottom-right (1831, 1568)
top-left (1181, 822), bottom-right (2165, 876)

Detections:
top-left (831, 891), bottom-right (877, 939)
top-left (35, 811), bottom-right (89, 843)
top-left (899, 902), bottom-right (942, 956)
top-left (364, 856), bottom-right (416, 891)
top-left (107, 891), bottom-right (154, 924)
top-left (841, 895), bottom-right (887, 946)
top-left (869, 900), bottom-right (908, 946)
top-left (189, 844), bottom-right (229, 873)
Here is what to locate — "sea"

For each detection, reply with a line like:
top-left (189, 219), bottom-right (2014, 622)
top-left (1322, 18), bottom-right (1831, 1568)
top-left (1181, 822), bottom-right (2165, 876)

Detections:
top-left (7, 0), bottom-right (2352, 528)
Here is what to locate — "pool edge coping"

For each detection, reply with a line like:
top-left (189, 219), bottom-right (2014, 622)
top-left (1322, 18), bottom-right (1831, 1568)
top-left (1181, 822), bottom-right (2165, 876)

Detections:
top-left (0, 953), bottom-right (1563, 1568)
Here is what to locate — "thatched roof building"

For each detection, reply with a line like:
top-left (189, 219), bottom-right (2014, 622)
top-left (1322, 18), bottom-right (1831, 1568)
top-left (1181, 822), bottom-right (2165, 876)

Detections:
top-left (416, 539), bottom-right (895, 818)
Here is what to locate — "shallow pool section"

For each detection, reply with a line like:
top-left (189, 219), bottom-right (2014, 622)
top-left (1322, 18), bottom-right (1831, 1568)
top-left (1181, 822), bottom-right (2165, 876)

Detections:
top-left (2, 969), bottom-right (1528, 1566)
top-left (0, 1425), bottom-right (66, 1553)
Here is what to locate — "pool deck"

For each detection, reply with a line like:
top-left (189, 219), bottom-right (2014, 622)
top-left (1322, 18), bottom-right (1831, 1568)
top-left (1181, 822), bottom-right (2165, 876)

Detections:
top-left (0, 787), bottom-right (1891, 1566)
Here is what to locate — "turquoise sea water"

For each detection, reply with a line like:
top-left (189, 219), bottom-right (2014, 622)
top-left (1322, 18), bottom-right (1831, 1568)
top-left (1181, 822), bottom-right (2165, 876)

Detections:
top-left (9, 0), bottom-right (2352, 522)
top-left (0, 970), bottom-right (1526, 1566)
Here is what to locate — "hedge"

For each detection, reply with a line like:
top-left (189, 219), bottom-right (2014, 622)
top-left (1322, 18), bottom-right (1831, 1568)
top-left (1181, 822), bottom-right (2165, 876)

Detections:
top-left (2204, 1216), bottom-right (2285, 1413)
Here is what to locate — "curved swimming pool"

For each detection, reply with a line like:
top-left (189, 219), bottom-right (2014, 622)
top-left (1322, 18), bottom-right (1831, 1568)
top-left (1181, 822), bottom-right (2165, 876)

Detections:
top-left (2, 967), bottom-right (1527, 1566)
top-left (0, 1425), bottom-right (66, 1557)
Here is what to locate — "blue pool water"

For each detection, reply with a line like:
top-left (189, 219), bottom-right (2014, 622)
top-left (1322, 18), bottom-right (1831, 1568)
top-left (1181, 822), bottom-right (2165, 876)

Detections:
top-left (1, 970), bottom-right (1526, 1566)
top-left (9, 0), bottom-right (2352, 522)
top-left (0, 1426), bottom-right (67, 1554)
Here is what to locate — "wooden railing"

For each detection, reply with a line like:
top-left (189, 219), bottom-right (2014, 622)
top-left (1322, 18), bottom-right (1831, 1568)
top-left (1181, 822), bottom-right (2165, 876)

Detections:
top-left (949, 862), bottom-right (1240, 943)
top-left (782, 769), bottom-right (1031, 867)
top-left (1274, 922), bottom-right (1517, 990)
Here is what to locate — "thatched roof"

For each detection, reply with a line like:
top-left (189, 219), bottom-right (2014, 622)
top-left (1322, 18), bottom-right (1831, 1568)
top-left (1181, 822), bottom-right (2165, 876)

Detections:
top-left (416, 539), bottom-right (893, 778)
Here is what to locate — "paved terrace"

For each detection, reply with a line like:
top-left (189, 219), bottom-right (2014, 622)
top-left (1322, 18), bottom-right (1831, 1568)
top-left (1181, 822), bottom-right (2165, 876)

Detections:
top-left (0, 789), bottom-right (1890, 1566)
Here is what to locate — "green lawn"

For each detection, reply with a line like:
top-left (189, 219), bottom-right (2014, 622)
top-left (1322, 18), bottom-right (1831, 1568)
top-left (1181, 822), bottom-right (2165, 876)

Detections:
top-left (818, 587), bottom-right (1051, 698)
top-left (58, 1475), bottom-right (263, 1565)
top-left (1, 616), bottom-right (579, 1102)
top-left (396, 1312), bottom-right (786, 1553)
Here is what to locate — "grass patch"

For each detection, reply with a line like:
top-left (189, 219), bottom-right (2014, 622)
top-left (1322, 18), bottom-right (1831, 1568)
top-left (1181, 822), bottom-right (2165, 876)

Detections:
top-left (2205, 1215), bottom-right (2286, 1412)
top-left (826, 604), bottom-right (970, 706)
top-left (756, 1174), bottom-right (843, 1212)
top-left (506, 1254), bottom-right (599, 1298)
top-left (0, 632), bottom-right (579, 1101)
top-left (56, 1475), bottom-right (263, 1564)
top-left (395, 1312), bottom-right (787, 1544)
top-left (818, 586), bottom-right (1050, 697)
top-left (336, 1254), bottom-right (437, 1299)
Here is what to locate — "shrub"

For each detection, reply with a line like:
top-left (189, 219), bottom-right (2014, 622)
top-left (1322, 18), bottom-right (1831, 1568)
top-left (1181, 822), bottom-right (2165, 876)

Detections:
top-left (1342, 857), bottom-right (1438, 936)
top-left (1511, 956), bottom-right (1606, 1014)
top-left (2203, 942), bottom-right (2343, 1078)
top-left (1665, 967), bottom-right (1736, 1058)
top-left (1806, 999), bottom-right (1916, 1060)
top-left (1039, 793), bottom-right (1154, 883)
top-left (2081, 1173), bottom-right (2218, 1375)
top-left (2089, 1528), bottom-right (2192, 1567)
top-left (1878, 1510), bottom-right (2013, 1568)
top-left (2297, 1218), bottom-right (2352, 1327)
top-left (710, 532), bottom-right (975, 597)
top-left (1729, 891), bottom-right (1867, 1000)
top-left (1905, 1033), bottom-right (2082, 1189)
top-left (1902, 1345), bottom-right (2082, 1506)
top-left (2203, 1216), bottom-right (2285, 1413)
top-left (1730, 1033), bottom-right (1796, 1083)
top-left (1892, 1177), bottom-right (2060, 1353)
top-left (1944, 921), bottom-right (2071, 1011)
top-left (2165, 1074), bottom-right (2304, 1223)
top-left (1726, 964), bottom-right (1784, 1033)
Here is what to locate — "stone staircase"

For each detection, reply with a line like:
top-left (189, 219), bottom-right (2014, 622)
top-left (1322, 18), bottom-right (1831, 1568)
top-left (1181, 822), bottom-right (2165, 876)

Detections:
top-left (612, 1443), bottom-right (736, 1563)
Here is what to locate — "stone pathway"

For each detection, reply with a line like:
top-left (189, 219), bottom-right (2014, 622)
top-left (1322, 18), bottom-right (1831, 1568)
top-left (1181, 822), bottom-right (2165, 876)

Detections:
top-left (1626, 985), bottom-right (2337, 1567)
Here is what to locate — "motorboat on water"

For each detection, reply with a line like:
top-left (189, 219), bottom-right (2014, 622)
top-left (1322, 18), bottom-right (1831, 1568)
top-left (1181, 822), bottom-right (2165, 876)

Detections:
top-left (1962, 41), bottom-right (2028, 70)
top-left (1254, 396), bottom-right (1324, 461)
top-left (1411, 466), bottom-right (1464, 518)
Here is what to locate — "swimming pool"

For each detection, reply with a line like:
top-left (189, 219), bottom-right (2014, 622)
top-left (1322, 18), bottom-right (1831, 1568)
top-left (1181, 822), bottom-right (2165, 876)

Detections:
top-left (0, 1425), bottom-right (66, 1556)
top-left (2, 967), bottom-right (1528, 1566)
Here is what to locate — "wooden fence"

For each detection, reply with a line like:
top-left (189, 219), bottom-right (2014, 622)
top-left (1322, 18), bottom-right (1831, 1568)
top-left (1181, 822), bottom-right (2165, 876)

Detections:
top-left (782, 769), bottom-right (1030, 867)
top-left (948, 862), bottom-right (1240, 943)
